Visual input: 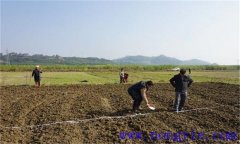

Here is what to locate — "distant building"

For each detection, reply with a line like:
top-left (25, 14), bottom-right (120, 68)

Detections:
top-left (171, 67), bottom-right (180, 71)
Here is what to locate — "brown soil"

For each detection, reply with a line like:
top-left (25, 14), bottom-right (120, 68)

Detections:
top-left (0, 83), bottom-right (239, 143)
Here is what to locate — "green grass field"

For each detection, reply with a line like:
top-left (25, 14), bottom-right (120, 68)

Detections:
top-left (0, 71), bottom-right (239, 86)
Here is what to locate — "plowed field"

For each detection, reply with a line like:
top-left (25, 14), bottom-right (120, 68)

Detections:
top-left (1, 83), bottom-right (239, 143)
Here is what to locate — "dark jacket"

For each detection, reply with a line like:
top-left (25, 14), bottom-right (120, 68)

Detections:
top-left (128, 81), bottom-right (148, 95)
top-left (32, 69), bottom-right (42, 80)
top-left (170, 74), bottom-right (193, 92)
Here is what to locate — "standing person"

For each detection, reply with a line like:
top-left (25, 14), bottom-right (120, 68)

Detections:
top-left (128, 81), bottom-right (154, 112)
top-left (170, 68), bottom-right (193, 112)
top-left (119, 68), bottom-right (125, 83)
top-left (124, 73), bottom-right (129, 83)
top-left (32, 65), bottom-right (42, 87)
top-left (189, 68), bottom-right (191, 74)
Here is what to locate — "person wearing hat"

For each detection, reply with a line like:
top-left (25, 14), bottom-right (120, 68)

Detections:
top-left (128, 80), bottom-right (154, 112)
top-left (170, 68), bottom-right (193, 112)
top-left (119, 68), bottom-right (125, 83)
top-left (32, 65), bottom-right (42, 87)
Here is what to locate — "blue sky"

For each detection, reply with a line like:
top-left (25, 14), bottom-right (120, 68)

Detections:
top-left (1, 0), bottom-right (239, 65)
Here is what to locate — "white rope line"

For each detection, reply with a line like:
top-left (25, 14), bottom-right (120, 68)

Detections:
top-left (177, 107), bottom-right (211, 113)
top-left (3, 113), bottom-right (148, 129)
top-left (175, 102), bottom-right (235, 113)
top-left (2, 104), bottom-right (239, 130)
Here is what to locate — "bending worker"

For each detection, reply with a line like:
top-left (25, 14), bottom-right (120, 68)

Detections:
top-left (170, 68), bottom-right (193, 112)
top-left (128, 81), bottom-right (154, 113)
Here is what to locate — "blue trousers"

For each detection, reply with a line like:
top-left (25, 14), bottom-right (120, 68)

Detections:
top-left (174, 92), bottom-right (187, 111)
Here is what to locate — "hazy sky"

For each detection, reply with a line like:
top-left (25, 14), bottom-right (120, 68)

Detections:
top-left (1, 0), bottom-right (239, 65)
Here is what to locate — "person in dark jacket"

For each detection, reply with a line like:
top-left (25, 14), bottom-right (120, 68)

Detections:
top-left (32, 65), bottom-right (42, 87)
top-left (170, 68), bottom-right (193, 112)
top-left (128, 81), bottom-right (154, 112)
top-left (189, 68), bottom-right (191, 74)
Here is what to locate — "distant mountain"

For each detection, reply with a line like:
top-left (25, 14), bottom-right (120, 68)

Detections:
top-left (0, 53), bottom-right (212, 65)
top-left (0, 53), bottom-right (113, 65)
top-left (113, 55), bottom-right (212, 65)
top-left (181, 59), bottom-right (211, 65)
top-left (113, 55), bottom-right (152, 65)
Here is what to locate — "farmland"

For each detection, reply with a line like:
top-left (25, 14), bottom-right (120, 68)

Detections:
top-left (0, 65), bottom-right (239, 143)
top-left (0, 71), bottom-right (239, 86)
top-left (1, 83), bottom-right (239, 143)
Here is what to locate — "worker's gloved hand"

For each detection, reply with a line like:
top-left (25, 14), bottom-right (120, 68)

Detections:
top-left (147, 104), bottom-right (156, 110)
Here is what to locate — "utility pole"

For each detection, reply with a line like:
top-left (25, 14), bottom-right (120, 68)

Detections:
top-left (6, 49), bottom-right (10, 65)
